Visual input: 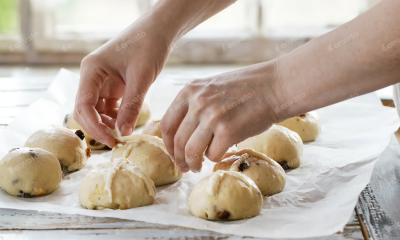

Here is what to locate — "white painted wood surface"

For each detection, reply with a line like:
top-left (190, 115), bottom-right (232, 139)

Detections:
top-left (0, 66), bottom-right (366, 239)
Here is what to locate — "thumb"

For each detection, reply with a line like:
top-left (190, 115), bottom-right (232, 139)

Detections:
top-left (117, 72), bottom-right (151, 136)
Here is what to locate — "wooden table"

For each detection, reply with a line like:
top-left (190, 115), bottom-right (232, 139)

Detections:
top-left (0, 66), bottom-right (375, 239)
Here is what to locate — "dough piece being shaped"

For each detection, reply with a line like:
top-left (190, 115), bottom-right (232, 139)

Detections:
top-left (275, 111), bottom-right (321, 142)
top-left (79, 158), bottom-right (155, 210)
top-left (24, 126), bottom-right (91, 173)
top-left (237, 125), bottom-right (303, 169)
top-left (188, 170), bottom-right (262, 221)
top-left (63, 113), bottom-right (109, 150)
top-left (142, 119), bottom-right (162, 138)
top-left (111, 134), bottom-right (182, 186)
top-left (136, 102), bottom-right (151, 127)
top-left (0, 148), bottom-right (63, 197)
top-left (213, 149), bottom-right (286, 196)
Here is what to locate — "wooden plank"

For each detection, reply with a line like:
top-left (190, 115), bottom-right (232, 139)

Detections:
top-left (0, 208), bottom-right (363, 240)
top-left (0, 228), bottom-right (365, 240)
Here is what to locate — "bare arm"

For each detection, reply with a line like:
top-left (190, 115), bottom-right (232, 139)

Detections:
top-left (74, 0), bottom-right (236, 147)
top-left (276, 0), bottom-right (400, 120)
top-left (161, 0), bottom-right (400, 173)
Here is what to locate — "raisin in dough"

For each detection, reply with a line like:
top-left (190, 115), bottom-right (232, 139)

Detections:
top-left (63, 113), bottom-right (108, 150)
top-left (24, 126), bottom-right (91, 173)
top-left (237, 125), bottom-right (303, 169)
top-left (0, 148), bottom-right (63, 197)
top-left (111, 134), bottom-right (182, 186)
top-left (276, 111), bottom-right (321, 142)
top-left (188, 170), bottom-right (262, 221)
top-left (213, 149), bottom-right (286, 196)
top-left (79, 158), bottom-right (155, 210)
top-left (142, 119), bottom-right (162, 138)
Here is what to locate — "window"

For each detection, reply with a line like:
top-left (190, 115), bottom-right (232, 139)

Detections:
top-left (0, 0), bottom-right (21, 52)
top-left (0, 0), bottom-right (379, 64)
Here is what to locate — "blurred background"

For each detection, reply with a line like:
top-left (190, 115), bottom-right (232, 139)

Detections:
top-left (0, 0), bottom-right (382, 64)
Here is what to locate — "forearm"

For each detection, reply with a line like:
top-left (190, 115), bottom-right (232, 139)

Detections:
top-left (276, 0), bottom-right (400, 120)
top-left (146, 0), bottom-right (236, 45)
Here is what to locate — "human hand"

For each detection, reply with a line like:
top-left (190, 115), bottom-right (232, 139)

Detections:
top-left (73, 17), bottom-right (171, 147)
top-left (161, 61), bottom-right (288, 172)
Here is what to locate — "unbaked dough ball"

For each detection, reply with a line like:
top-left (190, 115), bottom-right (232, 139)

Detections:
top-left (24, 126), bottom-right (91, 173)
top-left (188, 170), bottom-right (262, 220)
top-left (63, 113), bottom-right (109, 150)
top-left (142, 119), bottom-right (162, 138)
top-left (237, 125), bottom-right (303, 169)
top-left (111, 134), bottom-right (182, 186)
top-left (79, 158), bottom-right (155, 210)
top-left (136, 102), bottom-right (151, 127)
top-left (213, 149), bottom-right (286, 196)
top-left (275, 111), bottom-right (321, 142)
top-left (0, 148), bottom-right (63, 197)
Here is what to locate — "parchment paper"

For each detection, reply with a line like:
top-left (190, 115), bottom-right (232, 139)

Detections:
top-left (0, 69), bottom-right (399, 238)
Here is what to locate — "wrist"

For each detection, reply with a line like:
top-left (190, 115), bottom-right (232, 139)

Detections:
top-left (257, 59), bottom-right (292, 124)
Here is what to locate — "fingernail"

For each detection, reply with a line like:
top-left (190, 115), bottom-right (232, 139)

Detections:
top-left (121, 124), bottom-right (133, 136)
top-left (192, 165), bottom-right (202, 173)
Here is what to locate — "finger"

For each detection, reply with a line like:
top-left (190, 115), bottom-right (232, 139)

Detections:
top-left (104, 98), bottom-right (120, 119)
top-left (105, 108), bottom-right (119, 120)
top-left (116, 71), bottom-right (150, 136)
top-left (96, 98), bottom-right (105, 114)
top-left (205, 128), bottom-right (233, 163)
top-left (161, 92), bottom-right (189, 159)
top-left (105, 98), bottom-right (120, 111)
top-left (174, 116), bottom-right (199, 172)
top-left (75, 104), bottom-right (115, 147)
top-left (74, 66), bottom-right (112, 145)
top-left (100, 113), bottom-right (115, 129)
top-left (185, 125), bottom-right (213, 172)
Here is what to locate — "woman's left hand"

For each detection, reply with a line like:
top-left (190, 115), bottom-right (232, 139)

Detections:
top-left (161, 61), bottom-right (288, 173)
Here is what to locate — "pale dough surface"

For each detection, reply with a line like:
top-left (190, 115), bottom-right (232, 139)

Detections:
top-left (237, 125), bottom-right (303, 169)
top-left (63, 103), bottom-right (151, 149)
top-left (111, 134), bottom-right (182, 186)
top-left (276, 111), bottom-right (321, 142)
top-left (188, 170), bottom-right (263, 221)
top-left (63, 113), bottom-right (108, 150)
top-left (0, 148), bottom-right (63, 197)
top-left (136, 102), bottom-right (151, 127)
top-left (24, 126), bottom-right (91, 172)
top-left (142, 119), bottom-right (162, 138)
top-left (79, 158), bottom-right (155, 210)
top-left (214, 149), bottom-right (286, 196)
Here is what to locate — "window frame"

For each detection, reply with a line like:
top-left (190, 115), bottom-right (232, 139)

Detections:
top-left (0, 0), bottom-right (379, 64)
